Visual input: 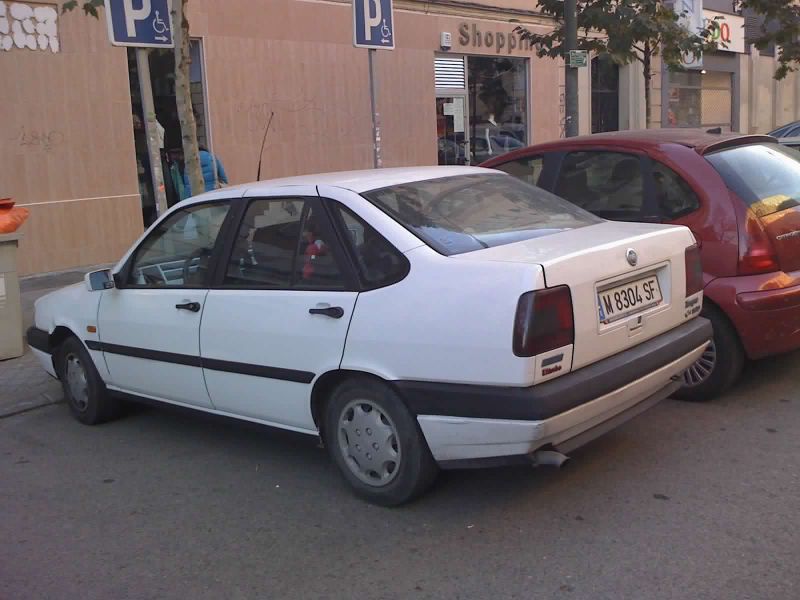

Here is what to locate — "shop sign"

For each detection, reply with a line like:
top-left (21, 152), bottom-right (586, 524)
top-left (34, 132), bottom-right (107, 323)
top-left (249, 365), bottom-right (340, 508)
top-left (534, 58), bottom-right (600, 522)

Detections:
top-left (678, 0), bottom-right (703, 68)
top-left (703, 10), bottom-right (745, 54)
top-left (458, 23), bottom-right (533, 54)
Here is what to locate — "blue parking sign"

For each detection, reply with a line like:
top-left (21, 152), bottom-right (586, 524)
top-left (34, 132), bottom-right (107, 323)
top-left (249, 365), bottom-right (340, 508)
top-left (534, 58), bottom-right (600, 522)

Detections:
top-left (104, 0), bottom-right (174, 48)
top-left (353, 0), bottom-right (394, 50)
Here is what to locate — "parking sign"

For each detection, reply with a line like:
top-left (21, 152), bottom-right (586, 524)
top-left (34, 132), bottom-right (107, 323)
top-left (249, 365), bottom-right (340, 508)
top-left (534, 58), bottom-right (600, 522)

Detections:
top-left (105, 0), bottom-right (174, 48)
top-left (353, 0), bottom-right (394, 50)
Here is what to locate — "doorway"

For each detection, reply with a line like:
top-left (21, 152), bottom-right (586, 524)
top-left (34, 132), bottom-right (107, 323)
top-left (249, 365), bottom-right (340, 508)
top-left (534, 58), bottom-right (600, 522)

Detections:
top-left (591, 55), bottom-right (620, 133)
top-left (127, 40), bottom-right (210, 227)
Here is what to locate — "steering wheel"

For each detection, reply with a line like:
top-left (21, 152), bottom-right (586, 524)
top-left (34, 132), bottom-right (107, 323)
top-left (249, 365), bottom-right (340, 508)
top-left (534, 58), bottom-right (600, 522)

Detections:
top-left (182, 248), bottom-right (210, 285)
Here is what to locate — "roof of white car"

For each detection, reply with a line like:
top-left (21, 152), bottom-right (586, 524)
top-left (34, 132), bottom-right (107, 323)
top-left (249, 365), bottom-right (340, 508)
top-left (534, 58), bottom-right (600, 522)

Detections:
top-left (185, 166), bottom-right (496, 204)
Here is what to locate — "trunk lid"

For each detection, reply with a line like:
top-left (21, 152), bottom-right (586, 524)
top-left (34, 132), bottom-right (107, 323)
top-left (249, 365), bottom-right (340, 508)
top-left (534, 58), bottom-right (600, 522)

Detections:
top-left (455, 220), bottom-right (698, 370)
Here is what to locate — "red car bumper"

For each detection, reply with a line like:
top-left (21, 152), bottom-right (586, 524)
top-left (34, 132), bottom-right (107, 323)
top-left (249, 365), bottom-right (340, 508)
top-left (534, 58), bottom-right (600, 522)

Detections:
top-left (705, 270), bottom-right (800, 359)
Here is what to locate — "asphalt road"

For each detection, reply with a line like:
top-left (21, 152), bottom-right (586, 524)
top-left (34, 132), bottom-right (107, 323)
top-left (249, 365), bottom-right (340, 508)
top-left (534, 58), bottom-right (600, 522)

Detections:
top-left (2, 349), bottom-right (799, 600)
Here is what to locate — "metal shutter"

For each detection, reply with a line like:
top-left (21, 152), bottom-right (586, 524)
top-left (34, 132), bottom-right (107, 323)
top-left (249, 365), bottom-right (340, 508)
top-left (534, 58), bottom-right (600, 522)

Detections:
top-left (435, 56), bottom-right (466, 90)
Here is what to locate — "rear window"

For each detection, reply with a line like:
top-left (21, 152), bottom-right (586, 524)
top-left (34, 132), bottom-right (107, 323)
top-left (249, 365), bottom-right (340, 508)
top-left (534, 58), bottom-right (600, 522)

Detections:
top-left (362, 173), bottom-right (600, 256)
top-left (706, 143), bottom-right (800, 217)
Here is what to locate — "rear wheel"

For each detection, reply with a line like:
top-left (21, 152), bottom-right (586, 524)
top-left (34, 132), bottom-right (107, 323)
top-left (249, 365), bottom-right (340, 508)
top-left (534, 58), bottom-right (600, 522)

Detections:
top-left (675, 305), bottom-right (744, 402)
top-left (323, 378), bottom-right (438, 506)
top-left (56, 337), bottom-right (121, 425)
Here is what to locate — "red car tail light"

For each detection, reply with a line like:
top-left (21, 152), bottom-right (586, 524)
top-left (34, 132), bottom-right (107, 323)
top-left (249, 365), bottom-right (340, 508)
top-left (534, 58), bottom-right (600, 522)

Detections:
top-left (738, 209), bottom-right (779, 275)
top-left (513, 286), bottom-right (574, 357)
top-left (684, 244), bottom-right (703, 296)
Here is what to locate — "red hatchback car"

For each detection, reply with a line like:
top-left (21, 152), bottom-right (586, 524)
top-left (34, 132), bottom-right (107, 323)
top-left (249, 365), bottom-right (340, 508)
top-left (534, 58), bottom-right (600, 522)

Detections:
top-left (482, 129), bottom-right (800, 401)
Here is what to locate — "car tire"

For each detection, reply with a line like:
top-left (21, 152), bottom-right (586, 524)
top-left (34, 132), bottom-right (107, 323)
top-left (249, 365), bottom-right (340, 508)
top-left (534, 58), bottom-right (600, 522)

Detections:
top-left (674, 305), bottom-right (744, 402)
top-left (323, 377), bottom-right (438, 506)
top-left (56, 336), bottom-right (121, 425)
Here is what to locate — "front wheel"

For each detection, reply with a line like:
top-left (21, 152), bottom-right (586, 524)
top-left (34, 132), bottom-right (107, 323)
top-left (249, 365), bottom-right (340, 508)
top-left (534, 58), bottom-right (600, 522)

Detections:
top-left (56, 337), bottom-right (121, 425)
top-left (323, 378), bottom-right (438, 506)
top-left (675, 306), bottom-right (744, 402)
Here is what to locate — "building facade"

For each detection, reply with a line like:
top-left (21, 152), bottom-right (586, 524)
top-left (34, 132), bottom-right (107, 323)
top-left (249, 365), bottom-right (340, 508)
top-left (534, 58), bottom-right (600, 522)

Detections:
top-left (2, 0), bottom-right (799, 276)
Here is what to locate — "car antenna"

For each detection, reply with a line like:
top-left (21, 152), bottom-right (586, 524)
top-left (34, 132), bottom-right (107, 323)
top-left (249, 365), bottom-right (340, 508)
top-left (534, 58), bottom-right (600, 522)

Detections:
top-left (256, 111), bottom-right (275, 181)
top-left (706, 127), bottom-right (722, 134)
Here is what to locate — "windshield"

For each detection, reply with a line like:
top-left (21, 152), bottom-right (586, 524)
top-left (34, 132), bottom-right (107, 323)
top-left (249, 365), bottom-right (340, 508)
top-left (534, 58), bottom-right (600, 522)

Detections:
top-left (362, 173), bottom-right (601, 256)
top-left (706, 143), bottom-right (800, 217)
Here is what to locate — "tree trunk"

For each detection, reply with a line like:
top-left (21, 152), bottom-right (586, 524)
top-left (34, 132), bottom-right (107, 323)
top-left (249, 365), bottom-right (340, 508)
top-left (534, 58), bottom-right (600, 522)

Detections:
top-left (643, 44), bottom-right (652, 129)
top-left (172, 0), bottom-right (203, 196)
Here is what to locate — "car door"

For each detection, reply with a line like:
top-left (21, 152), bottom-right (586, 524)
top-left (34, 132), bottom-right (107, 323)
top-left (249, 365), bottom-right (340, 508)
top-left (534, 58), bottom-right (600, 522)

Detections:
top-left (199, 188), bottom-right (359, 431)
top-left (97, 201), bottom-right (232, 408)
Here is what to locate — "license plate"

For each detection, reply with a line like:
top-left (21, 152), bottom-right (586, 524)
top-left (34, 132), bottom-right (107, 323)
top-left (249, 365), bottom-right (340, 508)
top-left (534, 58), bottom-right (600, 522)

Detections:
top-left (598, 275), bottom-right (662, 324)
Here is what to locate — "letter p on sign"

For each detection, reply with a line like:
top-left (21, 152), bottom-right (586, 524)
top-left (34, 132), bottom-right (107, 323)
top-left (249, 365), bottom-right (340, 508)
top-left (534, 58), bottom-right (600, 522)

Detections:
top-left (363, 0), bottom-right (381, 40)
top-left (123, 0), bottom-right (151, 37)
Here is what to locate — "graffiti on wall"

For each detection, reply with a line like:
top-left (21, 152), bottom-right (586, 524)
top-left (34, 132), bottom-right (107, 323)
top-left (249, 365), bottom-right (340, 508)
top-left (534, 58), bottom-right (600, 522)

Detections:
top-left (0, 2), bottom-right (59, 53)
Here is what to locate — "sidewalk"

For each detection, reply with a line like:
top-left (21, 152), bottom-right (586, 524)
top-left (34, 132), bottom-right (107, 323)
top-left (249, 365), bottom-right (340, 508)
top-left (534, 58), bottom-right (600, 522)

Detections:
top-left (0, 268), bottom-right (99, 418)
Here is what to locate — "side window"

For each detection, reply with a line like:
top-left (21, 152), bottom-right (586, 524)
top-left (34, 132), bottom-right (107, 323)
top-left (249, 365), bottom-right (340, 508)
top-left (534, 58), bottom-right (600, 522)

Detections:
top-left (493, 155), bottom-right (544, 187)
top-left (332, 204), bottom-right (408, 289)
top-left (295, 205), bottom-right (346, 290)
top-left (224, 199), bottom-right (346, 290)
top-left (651, 162), bottom-right (701, 219)
top-left (128, 203), bottom-right (230, 287)
top-left (555, 151), bottom-right (644, 219)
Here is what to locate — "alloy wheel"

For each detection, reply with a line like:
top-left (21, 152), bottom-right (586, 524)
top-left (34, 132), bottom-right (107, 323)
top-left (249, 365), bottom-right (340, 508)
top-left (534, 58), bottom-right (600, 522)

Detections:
top-left (683, 342), bottom-right (717, 387)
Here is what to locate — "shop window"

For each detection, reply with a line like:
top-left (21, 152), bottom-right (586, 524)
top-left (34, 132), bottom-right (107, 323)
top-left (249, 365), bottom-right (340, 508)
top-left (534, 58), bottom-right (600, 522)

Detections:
top-left (467, 56), bottom-right (527, 164)
top-left (555, 151), bottom-right (645, 220)
top-left (667, 70), bottom-right (732, 131)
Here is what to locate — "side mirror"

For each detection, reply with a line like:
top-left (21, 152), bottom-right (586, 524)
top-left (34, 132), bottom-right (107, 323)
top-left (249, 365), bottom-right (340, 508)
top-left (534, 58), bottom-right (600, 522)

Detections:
top-left (85, 269), bottom-right (115, 292)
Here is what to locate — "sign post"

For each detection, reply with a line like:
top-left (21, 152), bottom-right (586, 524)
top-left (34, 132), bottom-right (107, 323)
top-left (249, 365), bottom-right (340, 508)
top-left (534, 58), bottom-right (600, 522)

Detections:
top-left (105, 0), bottom-right (174, 217)
top-left (353, 0), bottom-right (395, 169)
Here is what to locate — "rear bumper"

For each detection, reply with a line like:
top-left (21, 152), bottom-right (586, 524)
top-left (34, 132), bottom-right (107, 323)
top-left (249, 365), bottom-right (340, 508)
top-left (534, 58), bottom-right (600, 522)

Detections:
top-left (397, 318), bottom-right (712, 421)
top-left (418, 343), bottom-right (705, 465)
top-left (704, 271), bottom-right (800, 359)
top-left (402, 318), bottom-right (712, 465)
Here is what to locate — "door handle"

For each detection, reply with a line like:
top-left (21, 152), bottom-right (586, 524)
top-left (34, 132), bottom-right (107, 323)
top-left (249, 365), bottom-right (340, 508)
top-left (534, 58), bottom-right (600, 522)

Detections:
top-left (175, 301), bottom-right (201, 312)
top-left (309, 306), bottom-right (344, 319)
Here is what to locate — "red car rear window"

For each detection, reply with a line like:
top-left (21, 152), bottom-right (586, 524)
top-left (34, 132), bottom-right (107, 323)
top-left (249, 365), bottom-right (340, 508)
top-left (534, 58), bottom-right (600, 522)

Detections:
top-left (706, 143), bottom-right (800, 217)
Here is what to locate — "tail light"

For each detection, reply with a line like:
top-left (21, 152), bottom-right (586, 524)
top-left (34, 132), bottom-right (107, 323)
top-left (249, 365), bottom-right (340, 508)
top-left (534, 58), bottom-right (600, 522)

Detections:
top-left (513, 286), bottom-right (574, 357)
top-left (684, 244), bottom-right (703, 296)
top-left (738, 209), bottom-right (779, 275)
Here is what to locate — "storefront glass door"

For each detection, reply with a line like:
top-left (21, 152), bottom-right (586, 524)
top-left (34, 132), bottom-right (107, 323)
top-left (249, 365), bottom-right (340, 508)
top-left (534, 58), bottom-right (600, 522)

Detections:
top-left (436, 96), bottom-right (469, 165)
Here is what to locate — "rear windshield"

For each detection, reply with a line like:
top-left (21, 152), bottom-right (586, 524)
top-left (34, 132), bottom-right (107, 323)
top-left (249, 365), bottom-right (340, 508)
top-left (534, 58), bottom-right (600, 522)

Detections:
top-left (362, 173), bottom-right (601, 255)
top-left (706, 143), bottom-right (800, 217)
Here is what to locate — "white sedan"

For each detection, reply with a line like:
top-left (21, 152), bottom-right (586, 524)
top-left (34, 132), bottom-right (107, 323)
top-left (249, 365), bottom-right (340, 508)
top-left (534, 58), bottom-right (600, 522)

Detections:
top-left (28, 167), bottom-right (711, 505)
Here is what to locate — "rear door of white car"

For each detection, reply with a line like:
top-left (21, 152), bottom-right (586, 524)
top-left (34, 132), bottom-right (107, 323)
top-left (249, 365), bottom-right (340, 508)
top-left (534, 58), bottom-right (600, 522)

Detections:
top-left (199, 187), bottom-right (358, 431)
top-left (97, 201), bottom-right (232, 407)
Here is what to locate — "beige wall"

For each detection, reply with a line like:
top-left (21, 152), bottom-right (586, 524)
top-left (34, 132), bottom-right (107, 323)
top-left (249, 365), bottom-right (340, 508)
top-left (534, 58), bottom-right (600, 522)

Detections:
top-left (3, 0), bottom-right (568, 275)
top-left (748, 50), bottom-right (800, 134)
top-left (0, 1), bottom-right (142, 275)
top-left (189, 0), bottom-right (567, 184)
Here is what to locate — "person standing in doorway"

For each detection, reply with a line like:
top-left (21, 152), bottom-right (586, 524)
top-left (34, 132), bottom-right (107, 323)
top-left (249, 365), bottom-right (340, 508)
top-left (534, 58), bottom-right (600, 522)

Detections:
top-left (183, 146), bottom-right (228, 197)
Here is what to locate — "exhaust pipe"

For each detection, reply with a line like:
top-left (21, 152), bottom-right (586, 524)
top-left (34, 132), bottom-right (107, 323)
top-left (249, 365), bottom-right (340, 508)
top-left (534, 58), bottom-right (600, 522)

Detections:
top-left (530, 449), bottom-right (570, 468)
